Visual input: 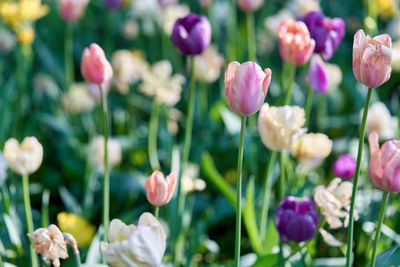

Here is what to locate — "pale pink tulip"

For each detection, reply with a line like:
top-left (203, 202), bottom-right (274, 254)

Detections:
top-left (225, 61), bottom-right (271, 116)
top-left (144, 171), bottom-right (177, 206)
top-left (353, 30), bottom-right (392, 88)
top-left (368, 131), bottom-right (400, 192)
top-left (60, 0), bottom-right (89, 22)
top-left (237, 0), bottom-right (264, 12)
top-left (80, 44), bottom-right (113, 85)
top-left (278, 19), bottom-right (315, 65)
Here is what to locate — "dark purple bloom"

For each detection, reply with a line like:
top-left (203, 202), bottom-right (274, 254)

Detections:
top-left (300, 11), bottom-right (345, 60)
top-left (171, 13), bottom-right (212, 56)
top-left (104, 0), bottom-right (123, 9)
top-left (274, 196), bottom-right (318, 243)
top-left (308, 55), bottom-right (328, 93)
top-left (333, 154), bottom-right (356, 179)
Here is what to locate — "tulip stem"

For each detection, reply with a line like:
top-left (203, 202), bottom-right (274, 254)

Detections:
top-left (370, 191), bottom-right (390, 267)
top-left (283, 63), bottom-right (296, 105)
top-left (279, 241), bottom-right (285, 267)
top-left (100, 84), bottom-right (110, 243)
top-left (279, 152), bottom-right (286, 200)
top-left (154, 206), bottom-right (159, 219)
top-left (260, 151), bottom-right (277, 244)
top-left (345, 87), bottom-right (373, 267)
top-left (22, 174), bottom-right (39, 267)
top-left (246, 12), bottom-right (256, 61)
top-left (149, 100), bottom-right (161, 170)
top-left (174, 56), bottom-right (196, 267)
top-left (64, 23), bottom-right (74, 90)
top-left (304, 85), bottom-right (314, 128)
top-left (234, 116), bottom-right (247, 267)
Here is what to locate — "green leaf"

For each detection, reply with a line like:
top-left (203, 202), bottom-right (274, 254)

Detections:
top-left (251, 253), bottom-right (279, 267)
top-left (262, 219), bottom-right (279, 254)
top-left (3, 214), bottom-right (22, 250)
top-left (86, 227), bottom-right (104, 264)
top-left (367, 243), bottom-right (400, 267)
top-left (243, 177), bottom-right (262, 254)
top-left (59, 187), bottom-right (82, 214)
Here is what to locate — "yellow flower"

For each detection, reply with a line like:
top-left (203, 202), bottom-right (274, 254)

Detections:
top-left (0, 0), bottom-right (49, 29)
top-left (57, 212), bottom-right (96, 247)
top-left (17, 26), bottom-right (34, 44)
top-left (373, 0), bottom-right (398, 19)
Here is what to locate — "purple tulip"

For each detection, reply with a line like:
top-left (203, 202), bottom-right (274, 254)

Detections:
top-left (171, 13), bottom-right (212, 56)
top-left (104, 0), bottom-right (123, 9)
top-left (333, 154), bottom-right (356, 179)
top-left (308, 55), bottom-right (328, 93)
top-left (300, 11), bottom-right (345, 60)
top-left (274, 196), bottom-right (318, 243)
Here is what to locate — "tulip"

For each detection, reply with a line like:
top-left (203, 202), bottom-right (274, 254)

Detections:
top-left (278, 19), bottom-right (315, 65)
top-left (59, 0), bottom-right (89, 22)
top-left (171, 13), bottom-right (212, 55)
top-left (300, 11), bottom-right (345, 60)
top-left (365, 102), bottom-right (398, 140)
top-left (353, 30), bottom-right (392, 88)
top-left (104, 0), bottom-right (123, 10)
top-left (158, 0), bottom-right (179, 7)
top-left (194, 45), bottom-right (225, 83)
top-left (275, 196), bottom-right (318, 243)
top-left (145, 170), bottom-right (177, 206)
top-left (308, 55), bottom-right (328, 93)
top-left (80, 43), bottom-right (113, 85)
top-left (333, 154), bottom-right (357, 179)
top-left (57, 212), bottom-right (96, 247)
top-left (237, 0), bottom-right (264, 12)
top-left (225, 61), bottom-right (272, 116)
top-left (258, 103), bottom-right (306, 151)
top-left (100, 213), bottom-right (167, 267)
top-left (89, 136), bottom-right (122, 171)
top-left (368, 132), bottom-right (400, 192)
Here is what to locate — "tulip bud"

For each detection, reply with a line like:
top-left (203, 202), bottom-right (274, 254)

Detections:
top-left (104, 0), bottom-right (123, 10)
top-left (353, 30), bottom-right (392, 88)
top-left (237, 0), bottom-right (264, 12)
top-left (59, 0), bottom-right (90, 22)
top-left (368, 131), bottom-right (400, 192)
top-left (144, 171), bottom-right (177, 206)
top-left (275, 196), bottom-right (318, 243)
top-left (80, 43), bottom-right (113, 85)
top-left (333, 154), bottom-right (356, 179)
top-left (278, 19), bottom-right (315, 65)
top-left (171, 13), bottom-right (212, 55)
top-left (258, 103), bottom-right (306, 151)
top-left (225, 61), bottom-right (272, 116)
top-left (308, 55), bottom-right (328, 93)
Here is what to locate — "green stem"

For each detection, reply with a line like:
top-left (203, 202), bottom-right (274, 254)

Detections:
top-left (100, 84), bottom-right (110, 242)
top-left (260, 151), bottom-right (277, 243)
top-left (246, 12), bottom-right (256, 61)
top-left (74, 253), bottom-right (82, 267)
top-left (234, 116), bottom-right (247, 267)
top-left (22, 174), bottom-right (39, 267)
top-left (370, 191), bottom-right (390, 267)
top-left (304, 85), bottom-right (314, 128)
top-left (345, 87), bottom-right (373, 267)
top-left (279, 241), bottom-right (285, 267)
top-left (279, 152), bottom-right (286, 200)
top-left (154, 206), bottom-right (159, 219)
top-left (41, 189), bottom-right (50, 228)
top-left (64, 23), bottom-right (74, 90)
top-left (199, 83), bottom-right (208, 120)
top-left (174, 56), bottom-right (196, 267)
top-left (149, 101), bottom-right (161, 170)
top-left (283, 63), bottom-right (296, 105)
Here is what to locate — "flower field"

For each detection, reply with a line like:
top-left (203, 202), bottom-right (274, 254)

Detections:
top-left (0, 0), bottom-right (400, 266)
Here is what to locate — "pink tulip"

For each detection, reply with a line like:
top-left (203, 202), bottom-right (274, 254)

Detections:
top-left (60, 0), bottom-right (90, 22)
top-left (368, 131), bottom-right (400, 192)
top-left (225, 61), bottom-right (271, 116)
top-left (144, 171), bottom-right (177, 206)
top-left (80, 43), bottom-right (113, 85)
top-left (278, 19), bottom-right (315, 65)
top-left (237, 0), bottom-right (264, 12)
top-left (353, 30), bottom-right (392, 88)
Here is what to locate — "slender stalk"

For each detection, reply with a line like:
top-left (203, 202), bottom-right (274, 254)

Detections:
top-left (234, 116), bottom-right (247, 267)
top-left (154, 206), bottom-right (159, 219)
top-left (149, 101), bottom-right (161, 170)
top-left (345, 87), bottom-right (373, 267)
top-left (279, 241), bottom-right (285, 267)
top-left (74, 253), bottom-right (82, 267)
top-left (260, 151), bottom-right (277, 243)
top-left (174, 56), bottom-right (196, 266)
top-left (22, 174), bottom-right (39, 267)
top-left (246, 12), bottom-right (256, 61)
top-left (99, 84), bottom-right (110, 242)
top-left (279, 152), bottom-right (286, 200)
top-left (199, 83), bottom-right (208, 120)
top-left (64, 23), bottom-right (74, 90)
top-left (304, 85), bottom-right (314, 128)
top-left (283, 63), bottom-right (296, 105)
top-left (370, 191), bottom-right (390, 267)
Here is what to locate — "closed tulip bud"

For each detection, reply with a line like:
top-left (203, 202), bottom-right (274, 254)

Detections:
top-left (258, 103), bottom-right (306, 151)
top-left (368, 131), bottom-right (400, 192)
top-left (275, 196), bottom-right (318, 243)
top-left (353, 30), bottom-right (392, 88)
top-left (80, 43), bottom-right (113, 85)
top-left (333, 154), bottom-right (356, 179)
top-left (308, 55), bottom-right (328, 93)
top-left (278, 19), bottom-right (315, 65)
top-left (225, 61), bottom-right (272, 116)
top-left (237, 0), bottom-right (264, 12)
top-left (171, 13), bottom-right (212, 55)
top-left (59, 0), bottom-right (89, 22)
top-left (145, 170), bottom-right (177, 206)
top-left (3, 137), bottom-right (43, 176)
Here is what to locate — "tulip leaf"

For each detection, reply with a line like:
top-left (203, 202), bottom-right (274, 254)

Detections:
top-left (86, 227), bottom-right (104, 264)
top-left (251, 253), bottom-right (279, 267)
top-left (59, 187), bottom-right (82, 214)
top-left (243, 177), bottom-right (262, 254)
top-left (3, 214), bottom-right (22, 250)
top-left (262, 219), bottom-right (279, 254)
top-left (366, 243), bottom-right (400, 267)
